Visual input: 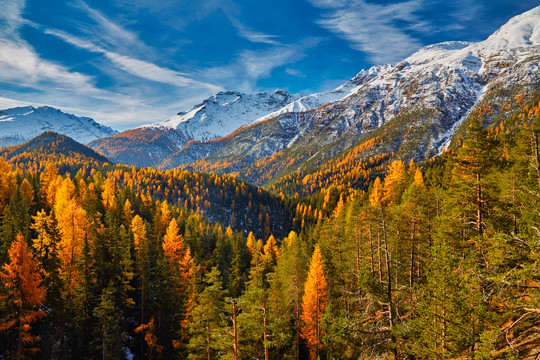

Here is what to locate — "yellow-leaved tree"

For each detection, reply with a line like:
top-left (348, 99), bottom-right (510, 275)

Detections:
top-left (0, 233), bottom-right (46, 359)
top-left (301, 245), bottom-right (327, 360)
top-left (54, 177), bottom-right (87, 296)
top-left (162, 218), bottom-right (196, 343)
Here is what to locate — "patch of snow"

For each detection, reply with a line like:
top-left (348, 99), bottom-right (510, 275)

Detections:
top-left (141, 90), bottom-right (302, 141)
top-left (437, 84), bottom-right (489, 155)
top-left (0, 106), bottom-right (117, 147)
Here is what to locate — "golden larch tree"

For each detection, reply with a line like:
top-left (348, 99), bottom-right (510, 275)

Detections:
top-left (301, 245), bottom-right (327, 360)
top-left (162, 218), bottom-right (196, 342)
top-left (54, 178), bottom-right (87, 295)
top-left (262, 234), bottom-right (279, 270)
top-left (162, 218), bottom-right (193, 285)
top-left (383, 159), bottom-right (407, 205)
top-left (0, 157), bottom-right (16, 213)
top-left (19, 179), bottom-right (34, 207)
top-left (0, 233), bottom-right (46, 359)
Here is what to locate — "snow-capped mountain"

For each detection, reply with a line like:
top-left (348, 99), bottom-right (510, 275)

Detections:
top-left (89, 89), bottom-right (302, 166)
top-left (0, 106), bottom-right (117, 147)
top-left (161, 6), bottom-right (540, 179)
top-left (255, 77), bottom-right (366, 123)
top-left (144, 89), bottom-right (300, 139)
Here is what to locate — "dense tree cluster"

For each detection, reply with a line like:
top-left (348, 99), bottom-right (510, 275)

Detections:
top-left (0, 93), bottom-right (540, 359)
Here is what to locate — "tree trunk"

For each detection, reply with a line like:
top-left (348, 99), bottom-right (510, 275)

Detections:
top-left (232, 300), bottom-right (239, 360)
top-left (476, 173), bottom-right (483, 235)
top-left (377, 224), bottom-right (383, 282)
top-left (369, 222), bottom-right (375, 278)
top-left (141, 276), bottom-right (145, 360)
top-left (206, 317), bottom-right (211, 360)
top-left (532, 129), bottom-right (540, 189)
top-left (380, 205), bottom-right (398, 359)
top-left (295, 272), bottom-right (300, 360)
top-left (18, 300), bottom-right (22, 360)
top-left (263, 298), bottom-right (269, 360)
top-left (409, 214), bottom-right (415, 302)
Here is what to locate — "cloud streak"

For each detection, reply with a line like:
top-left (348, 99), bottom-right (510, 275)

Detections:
top-left (228, 17), bottom-right (282, 45)
top-left (0, 1), bottom-right (100, 94)
top-left (45, 28), bottom-right (221, 91)
top-left (308, 0), bottom-right (427, 64)
top-left (307, 0), bottom-right (489, 64)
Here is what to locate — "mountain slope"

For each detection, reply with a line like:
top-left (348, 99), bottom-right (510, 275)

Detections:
top-left (88, 90), bottom-right (302, 165)
top-left (0, 131), bottom-right (112, 173)
top-left (151, 89), bottom-right (301, 139)
top-left (166, 6), bottom-right (540, 187)
top-left (0, 106), bottom-right (117, 147)
top-left (88, 127), bottom-right (190, 168)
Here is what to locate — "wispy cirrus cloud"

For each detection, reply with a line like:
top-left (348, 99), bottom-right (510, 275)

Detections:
top-left (0, 1), bottom-right (100, 93)
top-left (228, 17), bottom-right (282, 45)
top-left (307, 0), bottom-right (427, 64)
top-left (0, 1), bottom-right (215, 129)
top-left (70, 0), bottom-right (153, 56)
top-left (45, 28), bottom-right (221, 91)
top-left (200, 43), bottom-right (311, 93)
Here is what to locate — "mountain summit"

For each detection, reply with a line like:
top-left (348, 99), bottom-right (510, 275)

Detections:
top-left (0, 106), bottom-right (117, 147)
top-left (88, 89), bottom-right (303, 166)
top-left (145, 90), bottom-right (301, 140)
top-left (91, 6), bottom-right (540, 174)
top-left (158, 5), bottom-right (540, 182)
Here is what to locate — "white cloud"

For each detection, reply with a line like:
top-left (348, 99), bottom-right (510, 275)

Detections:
top-left (285, 68), bottom-right (306, 77)
top-left (0, 38), bottom-right (93, 89)
top-left (0, 0), bottom-right (26, 33)
top-left (308, 0), bottom-right (427, 64)
top-left (0, 1), bottom-right (102, 94)
top-left (228, 17), bottom-right (282, 45)
top-left (44, 28), bottom-right (221, 91)
top-left (200, 45), bottom-right (307, 93)
top-left (0, 0), bottom-right (215, 129)
top-left (71, 0), bottom-right (153, 56)
top-left (240, 47), bottom-right (306, 79)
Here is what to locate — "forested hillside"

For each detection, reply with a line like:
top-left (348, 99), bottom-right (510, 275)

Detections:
top-left (0, 132), bottom-right (293, 240)
top-left (0, 92), bottom-right (540, 359)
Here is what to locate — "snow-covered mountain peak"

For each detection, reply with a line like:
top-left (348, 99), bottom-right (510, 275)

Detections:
top-left (0, 105), bottom-right (37, 117)
top-left (145, 90), bottom-right (301, 140)
top-left (485, 5), bottom-right (540, 49)
top-left (0, 105), bottom-right (117, 147)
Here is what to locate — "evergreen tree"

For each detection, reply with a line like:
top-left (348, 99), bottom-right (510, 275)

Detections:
top-left (188, 267), bottom-right (230, 360)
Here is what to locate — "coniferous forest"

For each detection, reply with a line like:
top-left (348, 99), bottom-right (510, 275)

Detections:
top-left (1, 95), bottom-right (540, 360)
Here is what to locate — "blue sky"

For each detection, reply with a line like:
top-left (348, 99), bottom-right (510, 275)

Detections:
top-left (0, 0), bottom-right (538, 130)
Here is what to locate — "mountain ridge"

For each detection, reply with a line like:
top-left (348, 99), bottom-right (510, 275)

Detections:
top-left (0, 105), bottom-right (117, 147)
top-left (161, 5), bottom-right (540, 186)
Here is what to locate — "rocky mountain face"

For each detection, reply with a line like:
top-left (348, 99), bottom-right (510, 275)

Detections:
top-left (0, 106), bottom-right (117, 147)
top-left (88, 89), bottom-right (304, 165)
top-left (87, 127), bottom-right (190, 168)
top-left (163, 6), bottom-right (540, 186)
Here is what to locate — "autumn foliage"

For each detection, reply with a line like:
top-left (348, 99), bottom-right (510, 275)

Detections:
top-left (0, 233), bottom-right (46, 359)
top-left (301, 246), bottom-right (327, 360)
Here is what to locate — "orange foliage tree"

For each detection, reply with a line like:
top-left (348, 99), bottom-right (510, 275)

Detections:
top-left (0, 233), bottom-right (46, 359)
top-left (301, 245), bottom-right (327, 360)
top-left (162, 218), bottom-right (196, 341)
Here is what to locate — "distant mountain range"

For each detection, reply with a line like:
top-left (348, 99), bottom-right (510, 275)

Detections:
top-left (0, 106), bottom-right (117, 147)
top-left (1, 6), bottom-right (540, 187)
